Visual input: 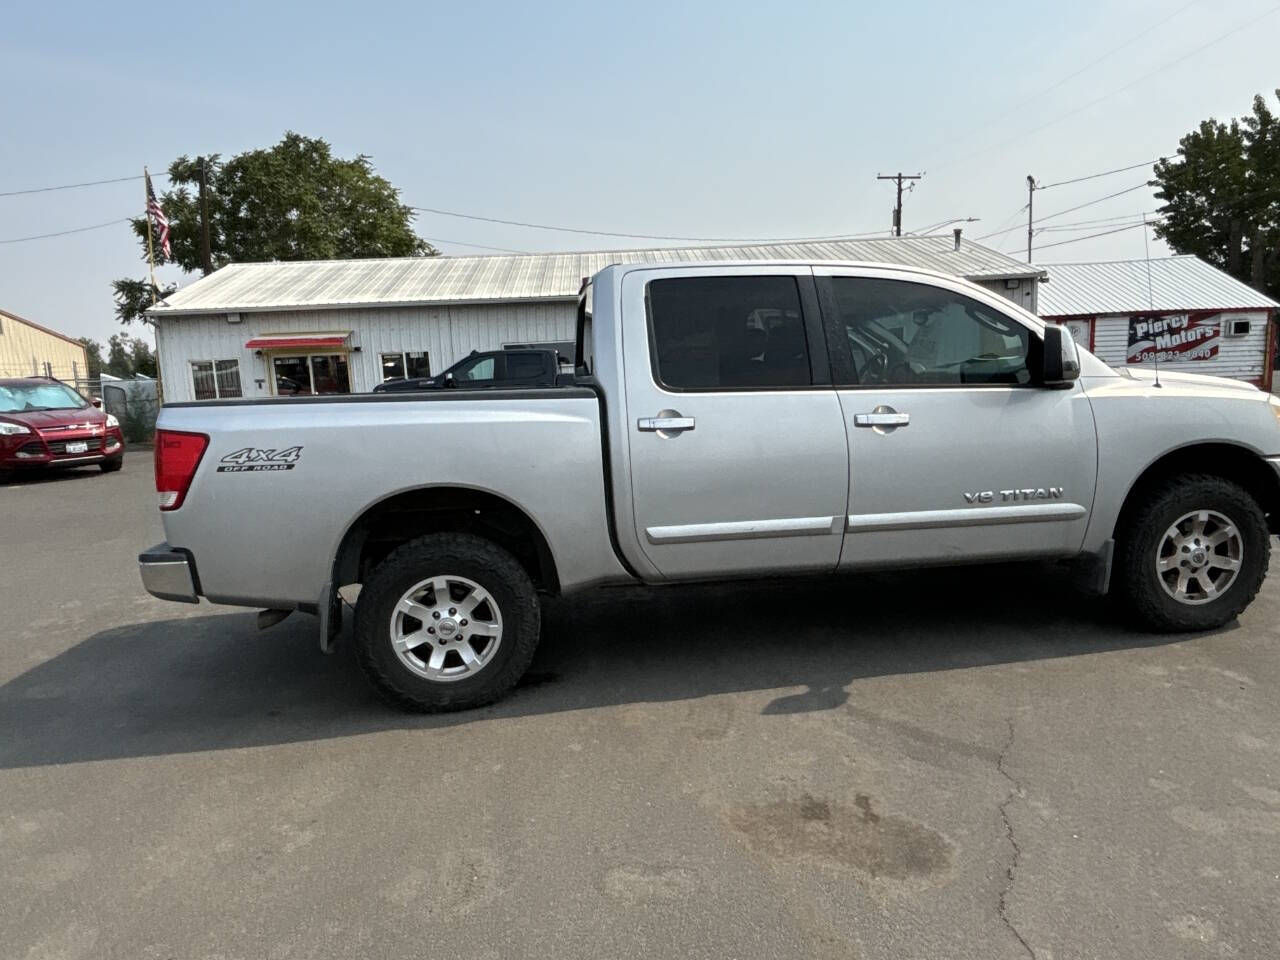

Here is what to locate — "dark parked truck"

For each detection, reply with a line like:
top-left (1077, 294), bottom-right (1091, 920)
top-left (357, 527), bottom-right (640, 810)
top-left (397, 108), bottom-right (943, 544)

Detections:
top-left (141, 260), bottom-right (1280, 711)
top-left (372, 348), bottom-right (563, 393)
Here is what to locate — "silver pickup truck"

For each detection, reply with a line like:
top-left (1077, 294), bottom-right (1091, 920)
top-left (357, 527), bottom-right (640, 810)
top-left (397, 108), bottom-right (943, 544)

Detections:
top-left (140, 260), bottom-right (1280, 711)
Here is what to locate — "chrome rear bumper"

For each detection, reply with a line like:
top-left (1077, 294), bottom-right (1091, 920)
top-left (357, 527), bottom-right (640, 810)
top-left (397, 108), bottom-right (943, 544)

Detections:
top-left (138, 543), bottom-right (200, 603)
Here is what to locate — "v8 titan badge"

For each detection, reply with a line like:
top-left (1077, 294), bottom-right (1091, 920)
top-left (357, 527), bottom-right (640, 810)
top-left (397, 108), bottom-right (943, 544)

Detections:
top-left (216, 446), bottom-right (302, 472)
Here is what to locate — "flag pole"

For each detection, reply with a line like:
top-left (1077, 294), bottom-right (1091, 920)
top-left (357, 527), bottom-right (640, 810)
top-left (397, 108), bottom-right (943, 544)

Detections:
top-left (143, 167), bottom-right (164, 407)
top-left (144, 167), bottom-right (158, 306)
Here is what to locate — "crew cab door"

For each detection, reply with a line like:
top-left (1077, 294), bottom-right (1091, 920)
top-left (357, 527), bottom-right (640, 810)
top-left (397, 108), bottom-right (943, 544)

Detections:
top-left (813, 268), bottom-right (1098, 567)
top-left (620, 266), bottom-right (849, 579)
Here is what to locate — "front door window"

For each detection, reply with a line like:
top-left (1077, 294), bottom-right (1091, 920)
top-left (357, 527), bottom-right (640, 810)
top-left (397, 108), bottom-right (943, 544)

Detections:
top-left (272, 354), bottom-right (351, 396)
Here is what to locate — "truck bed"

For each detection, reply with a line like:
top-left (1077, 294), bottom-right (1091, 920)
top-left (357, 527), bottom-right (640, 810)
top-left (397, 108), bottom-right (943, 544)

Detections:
top-left (156, 386), bottom-right (627, 609)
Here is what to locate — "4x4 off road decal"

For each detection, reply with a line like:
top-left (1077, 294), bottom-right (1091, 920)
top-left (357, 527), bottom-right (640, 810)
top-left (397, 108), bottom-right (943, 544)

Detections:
top-left (217, 446), bottom-right (303, 472)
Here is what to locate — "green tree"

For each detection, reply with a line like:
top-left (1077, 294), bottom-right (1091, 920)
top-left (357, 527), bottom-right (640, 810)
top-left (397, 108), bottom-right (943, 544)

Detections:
top-left (114, 132), bottom-right (436, 324)
top-left (105, 334), bottom-right (134, 377)
top-left (1152, 90), bottom-right (1280, 298)
top-left (79, 338), bottom-right (103, 379)
top-left (129, 338), bottom-right (157, 378)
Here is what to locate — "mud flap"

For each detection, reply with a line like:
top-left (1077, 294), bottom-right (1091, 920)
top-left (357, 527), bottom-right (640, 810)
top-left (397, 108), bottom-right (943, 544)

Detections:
top-left (318, 581), bottom-right (342, 653)
top-left (1064, 539), bottom-right (1114, 596)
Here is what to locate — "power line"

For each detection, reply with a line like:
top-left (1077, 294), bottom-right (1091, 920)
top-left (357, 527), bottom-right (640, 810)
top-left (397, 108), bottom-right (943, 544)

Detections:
top-left (421, 236), bottom-right (529, 254)
top-left (924, 0), bottom-right (1203, 165)
top-left (905, 216), bottom-right (978, 237)
top-left (948, 4), bottom-right (1280, 169)
top-left (1034, 210), bottom-right (1158, 230)
top-left (411, 204), bottom-right (887, 244)
top-left (0, 217), bottom-right (132, 244)
top-left (1036, 215), bottom-right (1155, 234)
top-left (975, 205), bottom-right (1029, 241)
top-left (1034, 181), bottom-right (1152, 225)
top-left (0, 172), bottom-right (165, 199)
top-left (1003, 219), bottom-right (1159, 255)
top-left (1037, 159), bottom-right (1165, 190)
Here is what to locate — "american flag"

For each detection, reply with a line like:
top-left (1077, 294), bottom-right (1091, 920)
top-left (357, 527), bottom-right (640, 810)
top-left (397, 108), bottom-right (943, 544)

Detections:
top-left (145, 170), bottom-right (171, 260)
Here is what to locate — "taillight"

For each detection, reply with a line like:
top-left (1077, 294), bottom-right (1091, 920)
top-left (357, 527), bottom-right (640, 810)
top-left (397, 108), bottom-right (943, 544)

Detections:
top-left (155, 429), bottom-right (209, 511)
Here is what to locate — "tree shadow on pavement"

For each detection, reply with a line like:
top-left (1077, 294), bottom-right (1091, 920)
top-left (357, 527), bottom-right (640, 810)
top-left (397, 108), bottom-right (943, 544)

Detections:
top-left (0, 563), bottom-right (1202, 769)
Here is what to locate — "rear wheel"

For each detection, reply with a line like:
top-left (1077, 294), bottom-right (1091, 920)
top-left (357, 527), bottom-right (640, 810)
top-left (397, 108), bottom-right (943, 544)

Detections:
top-left (1114, 474), bottom-right (1269, 631)
top-left (353, 533), bottom-right (541, 712)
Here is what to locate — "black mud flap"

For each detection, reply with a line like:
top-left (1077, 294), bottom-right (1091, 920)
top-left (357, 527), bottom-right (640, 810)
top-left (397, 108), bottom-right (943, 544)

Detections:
top-left (319, 582), bottom-right (343, 654)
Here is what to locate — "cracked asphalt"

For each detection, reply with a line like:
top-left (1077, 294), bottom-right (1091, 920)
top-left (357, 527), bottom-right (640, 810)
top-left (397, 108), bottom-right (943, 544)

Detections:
top-left (4, 451), bottom-right (1280, 959)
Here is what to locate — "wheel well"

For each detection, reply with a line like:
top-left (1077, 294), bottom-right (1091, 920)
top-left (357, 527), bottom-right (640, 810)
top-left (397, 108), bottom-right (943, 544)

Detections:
top-left (1113, 443), bottom-right (1280, 539)
top-left (333, 487), bottom-right (560, 595)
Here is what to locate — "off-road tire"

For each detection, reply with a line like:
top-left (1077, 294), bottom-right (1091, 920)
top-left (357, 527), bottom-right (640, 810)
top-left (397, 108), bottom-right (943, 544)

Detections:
top-left (100, 458), bottom-right (123, 473)
top-left (354, 533), bottom-right (541, 712)
top-left (1114, 474), bottom-right (1269, 632)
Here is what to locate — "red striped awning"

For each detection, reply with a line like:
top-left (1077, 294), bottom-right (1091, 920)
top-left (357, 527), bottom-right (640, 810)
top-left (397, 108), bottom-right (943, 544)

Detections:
top-left (245, 334), bottom-right (349, 350)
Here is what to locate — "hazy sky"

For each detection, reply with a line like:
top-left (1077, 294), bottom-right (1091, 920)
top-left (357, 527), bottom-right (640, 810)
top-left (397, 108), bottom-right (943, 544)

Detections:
top-left (2, 0), bottom-right (1278, 343)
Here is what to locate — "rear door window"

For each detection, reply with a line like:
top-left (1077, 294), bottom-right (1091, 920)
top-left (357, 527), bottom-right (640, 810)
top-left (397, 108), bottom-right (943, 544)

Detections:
top-left (506, 353), bottom-right (547, 379)
top-left (647, 276), bottom-right (812, 390)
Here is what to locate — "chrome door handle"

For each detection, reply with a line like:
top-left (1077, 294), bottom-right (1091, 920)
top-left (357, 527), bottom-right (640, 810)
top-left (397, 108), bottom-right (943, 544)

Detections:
top-left (637, 416), bottom-right (695, 433)
top-left (854, 412), bottom-right (909, 427)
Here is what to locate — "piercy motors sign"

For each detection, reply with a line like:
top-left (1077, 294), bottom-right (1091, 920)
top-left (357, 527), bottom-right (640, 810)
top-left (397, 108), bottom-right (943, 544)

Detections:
top-left (1127, 312), bottom-right (1221, 363)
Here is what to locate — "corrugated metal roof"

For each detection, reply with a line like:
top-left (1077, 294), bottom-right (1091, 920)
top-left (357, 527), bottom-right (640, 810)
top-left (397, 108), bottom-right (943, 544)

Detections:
top-left (1038, 255), bottom-right (1279, 317)
top-left (151, 236), bottom-right (1044, 316)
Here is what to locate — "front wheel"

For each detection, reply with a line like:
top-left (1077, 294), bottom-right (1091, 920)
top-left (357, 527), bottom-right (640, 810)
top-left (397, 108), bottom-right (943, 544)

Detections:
top-left (100, 458), bottom-right (123, 473)
top-left (353, 533), bottom-right (541, 712)
top-left (1114, 474), bottom-right (1269, 632)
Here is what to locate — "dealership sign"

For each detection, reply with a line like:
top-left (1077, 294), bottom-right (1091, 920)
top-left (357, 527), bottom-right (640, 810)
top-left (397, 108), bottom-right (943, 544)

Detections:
top-left (1127, 313), bottom-right (1220, 363)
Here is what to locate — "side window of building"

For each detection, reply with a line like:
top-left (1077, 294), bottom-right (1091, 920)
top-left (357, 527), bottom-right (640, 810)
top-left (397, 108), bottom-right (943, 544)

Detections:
top-left (405, 351), bottom-right (430, 378)
top-left (827, 277), bottom-right (1031, 387)
top-left (381, 352), bottom-right (406, 381)
top-left (191, 359), bottom-right (243, 400)
top-left (381, 351), bottom-right (431, 381)
top-left (647, 276), bottom-right (811, 389)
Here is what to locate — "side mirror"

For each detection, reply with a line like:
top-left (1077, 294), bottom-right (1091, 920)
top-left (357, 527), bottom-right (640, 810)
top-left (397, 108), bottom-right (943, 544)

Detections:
top-left (443, 372), bottom-right (458, 388)
top-left (1040, 324), bottom-right (1080, 388)
top-left (91, 397), bottom-right (103, 409)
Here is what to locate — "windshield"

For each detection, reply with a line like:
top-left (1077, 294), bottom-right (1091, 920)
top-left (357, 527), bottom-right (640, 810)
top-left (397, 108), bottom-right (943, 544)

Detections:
top-left (0, 382), bottom-right (89, 414)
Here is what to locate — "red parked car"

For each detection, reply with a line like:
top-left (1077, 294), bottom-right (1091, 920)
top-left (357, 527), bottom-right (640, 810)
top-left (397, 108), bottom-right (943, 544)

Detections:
top-left (0, 377), bottom-right (125, 482)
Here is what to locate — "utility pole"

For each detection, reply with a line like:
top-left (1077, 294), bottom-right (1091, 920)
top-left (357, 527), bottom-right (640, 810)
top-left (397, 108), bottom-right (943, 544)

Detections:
top-left (198, 157), bottom-right (213, 276)
top-left (877, 172), bottom-right (923, 236)
top-left (1026, 175), bottom-right (1037, 263)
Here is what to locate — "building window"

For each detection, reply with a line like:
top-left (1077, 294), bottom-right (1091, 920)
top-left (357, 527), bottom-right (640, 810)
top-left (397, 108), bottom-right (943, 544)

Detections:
top-left (380, 351), bottom-right (430, 381)
top-left (271, 354), bottom-right (351, 395)
top-left (191, 359), bottom-right (243, 400)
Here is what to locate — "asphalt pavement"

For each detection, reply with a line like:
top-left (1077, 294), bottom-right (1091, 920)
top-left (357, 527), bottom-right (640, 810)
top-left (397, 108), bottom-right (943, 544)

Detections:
top-left (3, 451), bottom-right (1280, 959)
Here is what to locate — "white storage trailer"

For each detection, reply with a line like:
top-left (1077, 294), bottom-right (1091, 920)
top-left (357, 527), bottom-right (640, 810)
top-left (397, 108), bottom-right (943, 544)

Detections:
top-left (1039, 256), bottom-right (1278, 390)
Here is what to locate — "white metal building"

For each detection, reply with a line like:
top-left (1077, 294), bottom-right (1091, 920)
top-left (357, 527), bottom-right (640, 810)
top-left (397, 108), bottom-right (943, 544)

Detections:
top-left (148, 236), bottom-right (1046, 402)
top-left (1039, 256), bottom-right (1279, 389)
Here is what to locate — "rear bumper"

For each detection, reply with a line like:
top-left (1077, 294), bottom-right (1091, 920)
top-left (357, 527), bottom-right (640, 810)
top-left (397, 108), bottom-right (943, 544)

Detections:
top-left (139, 542), bottom-right (200, 603)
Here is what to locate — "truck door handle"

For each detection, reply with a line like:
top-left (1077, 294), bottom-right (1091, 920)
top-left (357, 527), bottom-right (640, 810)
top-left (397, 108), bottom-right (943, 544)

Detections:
top-left (854, 412), bottom-right (910, 427)
top-left (637, 415), bottom-right (696, 434)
